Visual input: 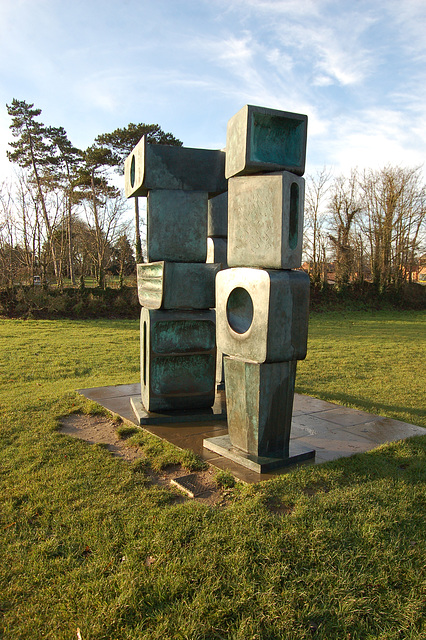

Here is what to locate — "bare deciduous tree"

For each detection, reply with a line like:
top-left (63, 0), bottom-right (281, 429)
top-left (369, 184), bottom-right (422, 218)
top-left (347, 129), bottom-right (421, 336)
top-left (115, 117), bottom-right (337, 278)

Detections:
top-left (328, 170), bottom-right (362, 287)
top-left (304, 167), bottom-right (332, 283)
top-left (360, 165), bottom-right (426, 289)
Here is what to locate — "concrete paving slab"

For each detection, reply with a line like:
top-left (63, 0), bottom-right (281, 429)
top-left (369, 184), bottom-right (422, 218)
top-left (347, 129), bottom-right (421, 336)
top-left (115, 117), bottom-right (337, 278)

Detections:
top-left (344, 417), bottom-right (426, 444)
top-left (79, 383), bottom-right (140, 400)
top-left (292, 395), bottom-right (342, 414)
top-left (314, 407), bottom-right (379, 427)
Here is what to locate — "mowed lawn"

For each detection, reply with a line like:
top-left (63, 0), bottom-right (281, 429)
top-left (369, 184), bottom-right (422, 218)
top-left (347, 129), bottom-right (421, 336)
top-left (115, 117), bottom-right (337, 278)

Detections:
top-left (0, 310), bottom-right (425, 640)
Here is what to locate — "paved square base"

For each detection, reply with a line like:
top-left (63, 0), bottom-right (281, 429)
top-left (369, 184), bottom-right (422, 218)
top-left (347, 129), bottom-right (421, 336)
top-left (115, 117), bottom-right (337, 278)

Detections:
top-left (203, 435), bottom-right (315, 473)
top-left (77, 383), bottom-right (426, 483)
top-left (130, 395), bottom-right (226, 425)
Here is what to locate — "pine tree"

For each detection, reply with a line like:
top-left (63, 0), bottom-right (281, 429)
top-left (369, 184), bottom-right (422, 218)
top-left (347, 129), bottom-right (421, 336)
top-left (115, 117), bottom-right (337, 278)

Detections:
top-left (6, 99), bottom-right (62, 284)
top-left (45, 126), bottom-right (83, 285)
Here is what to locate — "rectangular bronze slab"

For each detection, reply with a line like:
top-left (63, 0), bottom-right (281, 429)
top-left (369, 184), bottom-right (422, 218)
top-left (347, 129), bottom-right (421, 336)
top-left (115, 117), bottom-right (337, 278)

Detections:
top-left (137, 262), bottom-right (220, 309)
top-left (206, 238), bottom-right (227, 266)
top-left (125, 136), bottom-right (227, 197)
top-left (203, 435), bottom-right (315, 473)
top-left (208, 191), bottom-right (228, 238)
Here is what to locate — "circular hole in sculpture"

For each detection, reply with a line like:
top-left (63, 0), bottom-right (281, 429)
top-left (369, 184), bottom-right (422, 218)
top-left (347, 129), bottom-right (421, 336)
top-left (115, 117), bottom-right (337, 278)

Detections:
top-left (130, 155), bottom-right (136, 188)
top-left (226, 287), bottom-right (254, 334)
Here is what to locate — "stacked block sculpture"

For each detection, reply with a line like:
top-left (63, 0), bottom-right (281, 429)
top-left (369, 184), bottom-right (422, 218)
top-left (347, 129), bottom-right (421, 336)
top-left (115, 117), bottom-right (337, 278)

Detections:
top-left (204, 105), bottom-right (315, 472)
top-left (124, 137), bottom-right (227, 420)
top-left (124, 104), bottom-right (314, 472)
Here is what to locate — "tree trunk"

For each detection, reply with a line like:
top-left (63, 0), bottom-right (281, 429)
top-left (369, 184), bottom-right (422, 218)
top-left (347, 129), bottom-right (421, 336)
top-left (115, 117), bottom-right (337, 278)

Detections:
top-left (29, 137), bottom-right (62, 287)
top-left (67, 195), bottom-right (76, 285)
top-left (89, 169), bottom-right (106, 288)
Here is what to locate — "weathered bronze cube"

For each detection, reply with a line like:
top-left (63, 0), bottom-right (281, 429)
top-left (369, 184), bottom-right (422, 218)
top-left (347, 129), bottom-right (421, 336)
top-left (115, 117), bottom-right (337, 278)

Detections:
top-left (228, 171), bottom-right (305, 269)
top-left (216, 267), bottom-right (309, 363)
top-left (225, 105), bottom-right (307, 179)
top-left (140, 308), bottom-right (216, 412)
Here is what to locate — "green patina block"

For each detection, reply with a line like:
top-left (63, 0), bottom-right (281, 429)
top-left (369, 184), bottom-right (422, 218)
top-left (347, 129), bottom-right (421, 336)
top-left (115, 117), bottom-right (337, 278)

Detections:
top-left (228, 171), bottom-right (304, 269)
top-left (147, 189), bottom-right (208, 263)
top-left (137, 261), bottom-right (220, 309)
top-left (224, 357), bottom-right (297, 457)
top-left (225, 105), bottom-right (307, 179)
top-left (208, 191), bottom-right (228, 238)
top-left (124, 136), bottom-right (227, 198)
top-left (216, 268), bottom-right (309, 363)
top-left (140, 307), bottom-right (216, 412)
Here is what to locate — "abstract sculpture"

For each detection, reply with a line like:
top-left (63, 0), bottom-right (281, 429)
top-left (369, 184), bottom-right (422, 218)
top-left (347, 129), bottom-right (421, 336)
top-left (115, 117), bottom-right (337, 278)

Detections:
top-left (125, 105), bottom-right (314, 471)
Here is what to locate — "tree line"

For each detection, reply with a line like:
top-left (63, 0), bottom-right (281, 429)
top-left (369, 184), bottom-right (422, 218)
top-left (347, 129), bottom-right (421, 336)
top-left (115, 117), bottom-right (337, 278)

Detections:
top-left (304, 166), bottom-right (426, 291)
top-left (0, 99), bottom-right (182, 289)
top-left (1, 99), bottom-right (425, 294)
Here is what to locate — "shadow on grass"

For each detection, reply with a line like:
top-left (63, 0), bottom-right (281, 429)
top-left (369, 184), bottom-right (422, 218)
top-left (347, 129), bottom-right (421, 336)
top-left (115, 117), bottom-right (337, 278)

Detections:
top-left (328, 434), bottom-right (426, 483)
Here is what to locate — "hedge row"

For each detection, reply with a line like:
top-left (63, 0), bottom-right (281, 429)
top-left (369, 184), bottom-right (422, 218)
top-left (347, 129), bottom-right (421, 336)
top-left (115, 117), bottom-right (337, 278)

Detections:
top-left (0, 286), bottom-right (140, 319)
top-left (0, 281), bottom-right (424, 319)
top-left (309, 280), bottom-right (426, 311)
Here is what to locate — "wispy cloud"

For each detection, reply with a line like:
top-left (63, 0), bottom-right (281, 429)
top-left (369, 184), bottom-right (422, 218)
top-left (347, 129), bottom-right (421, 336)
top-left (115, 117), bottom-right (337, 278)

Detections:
top-left (1, 0), bottom-right (425, 180)
top-left (308, 106), bottom-right (425, 176)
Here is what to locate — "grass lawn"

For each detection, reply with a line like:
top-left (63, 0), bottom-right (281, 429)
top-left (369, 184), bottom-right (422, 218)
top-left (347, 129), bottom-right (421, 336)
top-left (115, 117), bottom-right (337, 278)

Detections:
top-left (0, 310), bottom-right (425, 640)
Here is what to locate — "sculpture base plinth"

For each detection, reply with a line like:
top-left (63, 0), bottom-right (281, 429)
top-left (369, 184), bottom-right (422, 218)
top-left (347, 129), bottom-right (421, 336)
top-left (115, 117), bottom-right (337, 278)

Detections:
top-left (203, 435), bottom-right (315, 473)
top-left (131, 396), bottom-right (226, 425)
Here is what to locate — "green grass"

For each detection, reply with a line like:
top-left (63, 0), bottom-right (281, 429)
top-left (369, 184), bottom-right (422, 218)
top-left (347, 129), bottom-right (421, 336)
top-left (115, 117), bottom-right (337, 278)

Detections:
top-left (127, 430), bottom-right (207, 472)
top-left (0, 311), bottom-right (425, 639)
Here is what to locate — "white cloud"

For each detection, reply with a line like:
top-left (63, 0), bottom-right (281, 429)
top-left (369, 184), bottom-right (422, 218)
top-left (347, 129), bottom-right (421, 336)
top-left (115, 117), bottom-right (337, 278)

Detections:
top-left (308, 107), bottom-right (426, 178)
top-left (1, 0), bottom-right (425, 186)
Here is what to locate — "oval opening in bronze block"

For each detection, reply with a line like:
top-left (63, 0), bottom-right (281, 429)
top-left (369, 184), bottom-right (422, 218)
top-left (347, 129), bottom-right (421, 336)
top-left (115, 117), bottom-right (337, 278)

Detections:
top-left (143, 321), bottom-right (147, 386)
top-left (289, 181), bottom-right (299, 250)
top-left (130, 155), bottom-right (136, 188)
top-left (226, 287), bottom-right (254, 334)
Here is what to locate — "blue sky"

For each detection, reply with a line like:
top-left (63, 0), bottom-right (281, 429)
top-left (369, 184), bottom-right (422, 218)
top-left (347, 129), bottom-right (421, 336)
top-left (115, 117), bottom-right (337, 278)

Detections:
top-left (1, 0), bottom-right (426, 182)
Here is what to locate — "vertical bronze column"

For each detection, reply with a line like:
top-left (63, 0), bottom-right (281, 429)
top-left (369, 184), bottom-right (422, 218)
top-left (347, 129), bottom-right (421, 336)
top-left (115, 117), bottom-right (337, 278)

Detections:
top-left (124, 137), bottom-right (227, 421)
top-left (204, 105), bottom-right (315, 472)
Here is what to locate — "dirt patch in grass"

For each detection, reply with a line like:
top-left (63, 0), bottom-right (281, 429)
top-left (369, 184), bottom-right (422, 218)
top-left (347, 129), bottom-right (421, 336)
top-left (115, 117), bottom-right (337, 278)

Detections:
top-left (59, 413), bottom-right (222, 506)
